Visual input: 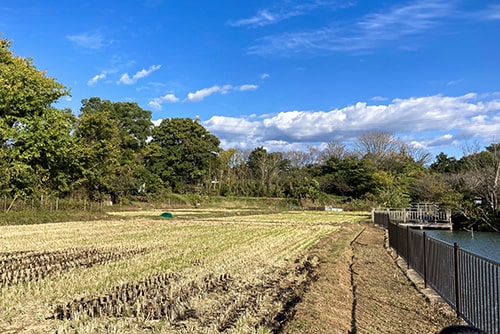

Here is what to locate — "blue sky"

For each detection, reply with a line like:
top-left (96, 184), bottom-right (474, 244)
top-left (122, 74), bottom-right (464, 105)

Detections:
top-left (1, 0), bottom-right (499, 159)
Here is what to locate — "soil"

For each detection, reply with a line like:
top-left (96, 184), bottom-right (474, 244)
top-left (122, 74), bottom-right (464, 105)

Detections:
top-left (282, 220), bottom-right (465, 334)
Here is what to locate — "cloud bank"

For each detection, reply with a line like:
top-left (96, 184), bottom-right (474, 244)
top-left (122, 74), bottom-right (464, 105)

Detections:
top-left (201, 92), bottom-right (500, 154)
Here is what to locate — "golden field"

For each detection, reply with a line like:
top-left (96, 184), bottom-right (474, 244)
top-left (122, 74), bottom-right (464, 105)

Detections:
top-left (0, 209), bottom-right (368, 333)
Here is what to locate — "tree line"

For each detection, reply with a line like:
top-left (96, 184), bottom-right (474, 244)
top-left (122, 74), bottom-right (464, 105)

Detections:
top-left (1, 37), bottom-right (499, 231)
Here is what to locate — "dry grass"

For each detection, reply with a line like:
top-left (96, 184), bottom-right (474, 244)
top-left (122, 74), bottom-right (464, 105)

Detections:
top-left (282, 224), bottom-right (361, 334)
top-left (0, 209), bottom-right (369, 333)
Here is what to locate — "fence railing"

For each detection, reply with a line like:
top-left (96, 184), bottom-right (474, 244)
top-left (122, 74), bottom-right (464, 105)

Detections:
top-left (372, 208), bottom-right (451, 226)
top-left (376, 213), bottom-right (499, 334)
top-left (0, 195), bottom-right (192, 213)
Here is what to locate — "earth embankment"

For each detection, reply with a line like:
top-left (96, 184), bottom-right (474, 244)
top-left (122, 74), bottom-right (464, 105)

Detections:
top-left (283, 221), bottom-right (463, 333)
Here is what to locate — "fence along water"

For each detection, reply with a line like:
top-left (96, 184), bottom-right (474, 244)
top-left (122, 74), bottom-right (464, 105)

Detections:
top-left (374, 211), bottom-right (499, 334)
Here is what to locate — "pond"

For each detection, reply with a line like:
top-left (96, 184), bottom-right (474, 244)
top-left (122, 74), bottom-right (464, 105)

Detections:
top-left (425, 230), bottom-right (500, 263)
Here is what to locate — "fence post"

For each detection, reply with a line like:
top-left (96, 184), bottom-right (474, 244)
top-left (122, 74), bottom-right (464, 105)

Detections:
top-left (394, 221), bottom-right (399, 258)
top-left (423, 231), bottom-right (427, 288)
top-left (454, 242), bottom-right (461, 317)
top-left (406, 226), bottom-right (410, 269)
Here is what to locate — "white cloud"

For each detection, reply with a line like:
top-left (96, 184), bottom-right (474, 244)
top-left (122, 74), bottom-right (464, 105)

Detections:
top-left (261, 73), bottom-right (270, 79)
top-left (185, 84), bottom-right (258, 102)
top-left (186, 85), bottom-right (229, 102)
top-left (247, 1), bottom-right (457, 55)
top-left (229, 10), bottom-right (279, 27)
top-left (87, 72), bottom-right (106, 86)
top-left (204, 92), bottom-right (500, 154)
top-left (118, 65), bottom-right (161, 85)
top-left (236, 84), bottom-right (259, 91)
top-left (67, 32), bottom-right (106, 49)
top-left (228, 1), bottom-right (350, 28)
top-left (147, 93), bottom-right (180, 110)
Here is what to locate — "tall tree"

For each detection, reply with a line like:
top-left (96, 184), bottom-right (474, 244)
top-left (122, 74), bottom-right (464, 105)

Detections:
top-left (148, 118), bottom-right (220, 193)
top-left (283, 147), bottom-right (319, 169)
top-left (317, 141), bottom-right (348, 165)
top-left (110, 101), bottom-right (153, 200)
top-left (355, 132), bottom-right (400, 161)
top-left (0, 36), bottom-right (71, 198)
top-left (247, 147), bottom-right (288, 196)
top-left (74, 99), bottom-right (121, 201)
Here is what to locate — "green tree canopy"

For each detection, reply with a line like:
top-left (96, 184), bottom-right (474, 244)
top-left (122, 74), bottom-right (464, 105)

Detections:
top-left (0, 37), bottom-right (69, 123)
top-left (0, 36), bottom-right (72, 198)
top-left (148, 118), bottom-right (221, 193)
top-left (74, 99), bottom-right (121, 201)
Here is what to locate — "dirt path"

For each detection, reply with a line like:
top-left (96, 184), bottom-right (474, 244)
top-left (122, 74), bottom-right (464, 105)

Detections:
top-left (283, 221), bottom-right (463, 334)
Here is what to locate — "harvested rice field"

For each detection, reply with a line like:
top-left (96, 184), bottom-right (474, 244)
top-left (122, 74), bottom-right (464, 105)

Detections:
top-left (0, 209), bottom-right (368, 333)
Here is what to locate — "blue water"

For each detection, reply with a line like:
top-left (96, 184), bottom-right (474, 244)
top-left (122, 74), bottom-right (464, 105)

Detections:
top-left (425, 230), bottom-right (500, 263)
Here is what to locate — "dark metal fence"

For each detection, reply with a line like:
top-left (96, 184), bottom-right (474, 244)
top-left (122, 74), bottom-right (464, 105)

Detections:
top-left (381, 214), bottom-right (499, 334)
top-left (372, 210), bottom-right (390, 228)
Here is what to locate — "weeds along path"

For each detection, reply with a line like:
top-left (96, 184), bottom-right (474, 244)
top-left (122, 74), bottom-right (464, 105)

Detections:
top-left (349, 222), bottom-right (461, 334)
top-left (0, 210), bottom-right (368, 333)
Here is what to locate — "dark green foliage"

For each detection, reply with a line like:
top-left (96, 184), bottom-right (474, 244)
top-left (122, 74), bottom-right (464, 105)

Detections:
top-left (147, 118), bottom-right (220, 193)
top-left (430, 153), bottom-right (463, 173)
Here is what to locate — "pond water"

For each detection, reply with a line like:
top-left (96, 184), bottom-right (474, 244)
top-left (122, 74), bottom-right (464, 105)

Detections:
top-left (425, 230), bottom-right (500, 263)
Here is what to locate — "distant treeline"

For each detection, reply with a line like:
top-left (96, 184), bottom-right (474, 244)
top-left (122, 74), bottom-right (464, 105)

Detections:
top-left (1, 36), bottom-right (499, 231)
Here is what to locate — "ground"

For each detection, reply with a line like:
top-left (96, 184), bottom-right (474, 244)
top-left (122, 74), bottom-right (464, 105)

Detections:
top-left (283, 220), bottom-right (464, 334)
top-left (0, 211), bottom-right (466, 333)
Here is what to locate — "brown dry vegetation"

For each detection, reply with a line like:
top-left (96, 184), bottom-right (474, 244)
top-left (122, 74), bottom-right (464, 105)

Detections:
top-left (0, 210), bottom-right (464, 333)
top-left (283, 220), bottom-right (464, 334)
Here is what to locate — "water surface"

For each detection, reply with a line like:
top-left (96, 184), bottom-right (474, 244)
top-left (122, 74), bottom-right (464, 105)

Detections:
top-left (425, 230), bottom-right (500, 263)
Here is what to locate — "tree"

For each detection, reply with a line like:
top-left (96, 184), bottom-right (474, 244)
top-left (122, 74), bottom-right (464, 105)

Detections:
top-left (0, 37), bottom-right (69, 123)
top-left (10, 108), bottom-right (79, 196)
top-left (247, 147), bottom-right (289, 197)
top-left (109, 101), bottom-right (153, 201)
top-left (429, 153), bottom-right (462, 173)
top-left (317, 155), bottom-right (376, 198)
top-left (284, 172), bottom-right (322, 206)
top-left (410, 173), bottom-right (463, 209)
top-left (283, 147), bottom-right (319, 169)
top-left (0, 36), bottom-right (71, 198)
top-left (111, 101), bottom-right (153, 151)
top-left (148, 118), bottom-right (220, 193)
top-left (74, 99), bottom-right (121, 201)
top-left (317, 141), bottom-right (348, 165)
top-left (457, 144), bottom-right (500, 231)
top-left (355, 132), bottom-right (400, 161)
